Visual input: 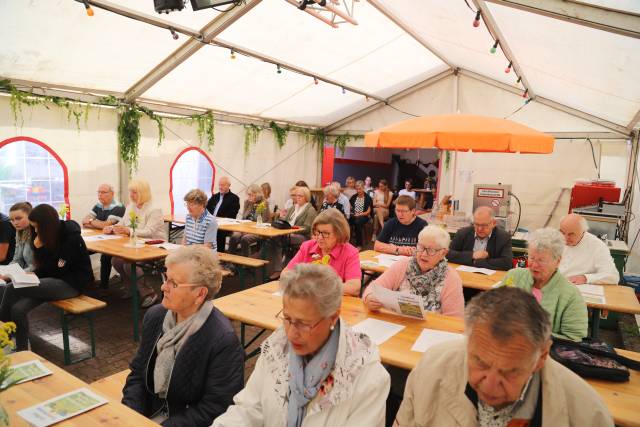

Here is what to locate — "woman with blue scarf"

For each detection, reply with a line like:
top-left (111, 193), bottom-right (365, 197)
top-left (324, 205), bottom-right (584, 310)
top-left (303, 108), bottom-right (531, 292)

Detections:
top-left (213, 263), bottom-right (390, 427)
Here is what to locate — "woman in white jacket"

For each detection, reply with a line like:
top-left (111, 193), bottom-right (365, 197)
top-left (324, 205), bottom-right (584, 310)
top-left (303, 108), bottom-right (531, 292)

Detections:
top-left (213, 263), bottom-right (390, 427)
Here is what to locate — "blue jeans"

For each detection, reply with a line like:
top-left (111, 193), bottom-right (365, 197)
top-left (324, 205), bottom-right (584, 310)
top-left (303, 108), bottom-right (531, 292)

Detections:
top-left (0, 278), bottom-right (79, 350)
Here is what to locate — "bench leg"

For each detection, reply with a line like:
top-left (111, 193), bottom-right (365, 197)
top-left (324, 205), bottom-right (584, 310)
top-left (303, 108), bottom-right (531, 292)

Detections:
top-left (61, 311), bottom-right (71, 365)
top-left (238, 267), bottom-right (246, 290)
top-left (88, 312), bottom-right (97, 358)
top-left (131, 262), bottom-right (140, 342)
top-left (60, 311), bottom-right (98, 365)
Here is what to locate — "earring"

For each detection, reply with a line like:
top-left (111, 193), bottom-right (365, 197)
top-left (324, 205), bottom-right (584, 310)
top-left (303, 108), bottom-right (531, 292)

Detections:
top-left (330, 324), bottom-right (335, 331)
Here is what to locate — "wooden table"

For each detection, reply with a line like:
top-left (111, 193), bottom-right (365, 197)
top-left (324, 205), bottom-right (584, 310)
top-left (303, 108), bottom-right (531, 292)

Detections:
top-left (214, 282), bottom-right (640, 427)
top-left (358, 250), bottom-right (640, 339)
top-left (83, 230), bottom-right (168, 341)
top-left (2, 351), bottom-right (158, 426)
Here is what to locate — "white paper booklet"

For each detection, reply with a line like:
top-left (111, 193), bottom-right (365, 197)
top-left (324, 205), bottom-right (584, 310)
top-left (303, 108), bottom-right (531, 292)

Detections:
top-left (82, 234), bottom-right (122, 242)
top-left (18, 388), bottom-right (108, 427)
top-left (371, 284), bottom-right (425, 319)
top-left (2, 360), bottom-right (52, 388)
top-left (456, 265), bottom-right (496, 275)
top-left (374, 254), bottom-right (408, 268)
top-left (0, 264), bottom-right (39, 288)
top-left (411, 328), bottom-right (464, 353)
top-left (351, 318), bottom-right (405, 345)
top-left (576, 284), bottom-right (606, 304)
top-left (154, 242), bottom-right (182, 251)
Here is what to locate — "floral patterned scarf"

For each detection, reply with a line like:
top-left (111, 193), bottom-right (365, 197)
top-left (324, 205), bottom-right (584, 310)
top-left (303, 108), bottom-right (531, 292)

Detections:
top-left (405, 256), bottom-right (449, 312)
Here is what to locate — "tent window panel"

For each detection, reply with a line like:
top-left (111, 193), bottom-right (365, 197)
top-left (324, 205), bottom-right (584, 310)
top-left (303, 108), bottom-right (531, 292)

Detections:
top-left (0, 138), bottom-right (68, 214)
top-left (170, 148), bottom-right (215, 217)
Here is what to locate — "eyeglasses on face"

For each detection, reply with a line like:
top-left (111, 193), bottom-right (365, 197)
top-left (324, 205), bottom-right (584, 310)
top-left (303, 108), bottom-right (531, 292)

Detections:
top-left (313, 230), bottom-right (332, 239)
top-left (275, 309), bottom-right (324, 333)
top-left (416, 245), bottom-right (444, 256)
top-left (161, 273), bottom-right (202, 290)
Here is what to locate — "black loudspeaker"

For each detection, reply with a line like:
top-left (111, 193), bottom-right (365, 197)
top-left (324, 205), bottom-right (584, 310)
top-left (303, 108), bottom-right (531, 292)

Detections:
top-left (190, 0), bottom-right (237, 11)
top-left (154, 0), bottom-right (185, 14)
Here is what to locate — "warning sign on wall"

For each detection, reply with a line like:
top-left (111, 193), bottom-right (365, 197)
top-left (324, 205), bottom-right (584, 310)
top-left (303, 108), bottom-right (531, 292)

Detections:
top-left (477, 188), bottom-right (505, 198)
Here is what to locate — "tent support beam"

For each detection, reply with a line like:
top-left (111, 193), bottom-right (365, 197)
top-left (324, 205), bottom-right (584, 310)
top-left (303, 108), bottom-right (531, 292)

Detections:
top-left (367, 0), bottom-right (454, 69)
top-left (551, 132), bottom-right (631, 140)
top-left (460, 69), bottom-right (631, 137)
top-left (472, 0), bottom-right (535, 99)
top-left (482, 0), bottom-right (640, 39)
top-left (323, 68), bottom-right (454, 132)
top-left (627, 108), bottom-right (640, 131)
top-left (123, 0), bottom-right (262, 102)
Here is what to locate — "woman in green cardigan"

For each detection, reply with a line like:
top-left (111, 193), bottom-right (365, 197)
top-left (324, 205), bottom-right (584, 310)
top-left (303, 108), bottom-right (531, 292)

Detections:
top-left (502, 227), bottom-right (587, 341)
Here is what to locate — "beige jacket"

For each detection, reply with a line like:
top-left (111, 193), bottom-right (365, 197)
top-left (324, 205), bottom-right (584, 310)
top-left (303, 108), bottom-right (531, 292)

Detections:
top-left (395, 340), bottom-right (613, 427)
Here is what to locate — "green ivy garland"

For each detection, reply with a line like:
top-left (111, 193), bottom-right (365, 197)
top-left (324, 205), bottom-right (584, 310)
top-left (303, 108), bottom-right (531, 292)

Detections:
top-left (269, 121), bottom-right (289, 149)
top-left (117, 106), bottom-right (142, 172)
top-left (243, 124), bottom-right (262, 157)
top-left (332, 132), bottom-right (363, 156)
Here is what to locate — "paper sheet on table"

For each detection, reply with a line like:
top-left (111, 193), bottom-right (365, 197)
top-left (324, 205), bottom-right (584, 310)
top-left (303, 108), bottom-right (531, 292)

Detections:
top-left (351, 318), bottom-right (405, 345)
top-left (371, 284), bottom-right (425, 319)
top-left (2, 360), bottom-right (52, 387)
top-left (374, 254), bottom-right (408, 268)
top-left (411, 328), bottom-right (464, 353)
top-left (252, 223), bottom-right (271, 228)
top-left (215, 218), bottom-right (240, 225)
top-left (82, 234), bottom-right (122, 242)
top-left (18, 388), bottom-right (108, 427)
top-left (456, 265), bottom-right (496, 275)
top-left (154, 242), bottom-right (182, 251)
top-left (576, 284), bottom-right (606, 304)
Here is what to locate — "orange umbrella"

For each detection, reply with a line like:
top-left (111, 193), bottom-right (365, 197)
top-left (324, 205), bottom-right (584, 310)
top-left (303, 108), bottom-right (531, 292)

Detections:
top-left (364, 114), bottom-right (554, 153)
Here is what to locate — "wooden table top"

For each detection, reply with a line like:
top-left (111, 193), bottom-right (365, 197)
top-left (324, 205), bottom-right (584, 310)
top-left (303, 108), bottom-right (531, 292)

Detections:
top-left (163, 215), bottom-right (301, 238)
top-left (2, 351), bottom-right (159, 426)
top-left (358, 251), bottom-right (640, 315)
top-left (83, 232), bottom-right (168, 263)
top-left (215, 282), bottom-right (640, 427)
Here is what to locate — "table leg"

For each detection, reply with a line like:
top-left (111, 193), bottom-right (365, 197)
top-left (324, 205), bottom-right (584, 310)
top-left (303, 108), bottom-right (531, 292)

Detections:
top-left (131, 262), bottom-right (140, 342)
top-left (590, 308), bottom-right (601, 339)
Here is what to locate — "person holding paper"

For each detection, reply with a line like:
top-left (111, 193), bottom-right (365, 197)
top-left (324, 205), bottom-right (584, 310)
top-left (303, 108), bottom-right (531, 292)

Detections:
top-left (123, 246), bottom-right (244, 427)
top-left (558, 213), bottom-right (619, 285)
top-left (0, 210), bottom-right (15, 265)
top-left (0, 204), bottom-right (92, 351)
top-left (105, 179), bottom-right (165, 307)
top-left (363, 225), bottom-right (464, 318)
top-left (447, 206), bottom-right (513, 271)
top-left (502, 228), bottom-right (588, 342)
top-left (7, 202), bottom-right (34, 272)
top-left (182, 189), bottom-right (218, 250)
top-left (82, 183), bottom-right (126, 289)
top-left (394, 287), bottom-right (612, 426)
top-left (227, 184), bottom-right (269, 256)
top-left (374, 195), bottom-right (427, 256)
top-left (213, 264), bottom-right (390, 427)
top-left (284, 208), bottom-right (361, 296)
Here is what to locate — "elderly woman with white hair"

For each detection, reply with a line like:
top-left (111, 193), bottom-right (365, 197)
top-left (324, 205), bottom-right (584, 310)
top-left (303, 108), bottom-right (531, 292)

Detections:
top-left (502, 227), bottom-right (588, 341)
top-left (319, 184), bottom-right (346, 217)
top-left (213, 263), bottom-right (390, 427)
top-left (122, 246), bottom-right (244, 427)
top-left (363, 225), bottom-right (465, 318)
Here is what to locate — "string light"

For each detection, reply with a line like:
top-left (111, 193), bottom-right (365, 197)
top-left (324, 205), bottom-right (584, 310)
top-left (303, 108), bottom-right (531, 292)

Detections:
top-left (83, 0), bottom-right (94, 16)
top-left (277, 64), bottom-right (282, 74)
top-left (504, 61), bottom-right (512, 73)
top-left (516, 76), bottom-right (522, 84)
top-left (522, 89), bottom-right (528, 98)
top-left (230, 49), bottom-right (236, 59)
top-left (473, 11), bottom-right (481, 27)
top-left (313, 77), bottom-right (318, 85)
top-left (341, 87), bottom-right (346, 94)
top-left (365, 96), bottom-right (370, 102)
top-left (170, 28), bottom-right (179, 40)
top-left (490, 40), bottom-right (498, 54)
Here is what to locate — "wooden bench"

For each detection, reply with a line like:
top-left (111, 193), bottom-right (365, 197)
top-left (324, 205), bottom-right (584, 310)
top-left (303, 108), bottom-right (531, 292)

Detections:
top-left (49, 295), bottom-right (107, 365)
top-left (218, 252), bottom-right (269, 289)
top-left (91, 369), bottom-right (131, 401)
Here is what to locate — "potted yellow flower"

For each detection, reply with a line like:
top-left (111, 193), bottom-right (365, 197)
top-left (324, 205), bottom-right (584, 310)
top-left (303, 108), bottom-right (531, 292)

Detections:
top-left (125, 211), bottom-right (143, 248)
top-left (255, 201), bottom-right (267, 225)
top-left (0, 322), bottom-right (18, 426)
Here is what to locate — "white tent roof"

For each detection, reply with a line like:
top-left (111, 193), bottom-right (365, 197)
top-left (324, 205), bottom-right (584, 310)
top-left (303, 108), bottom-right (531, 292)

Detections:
top-left (1, 0), bottom-right (639, 131)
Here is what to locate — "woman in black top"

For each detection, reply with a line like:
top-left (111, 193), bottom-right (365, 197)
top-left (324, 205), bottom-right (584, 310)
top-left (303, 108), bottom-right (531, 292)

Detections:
top-left (0, 204), bottom-right (92, 350)
top-left (349, 180), bottom-right (373, 248)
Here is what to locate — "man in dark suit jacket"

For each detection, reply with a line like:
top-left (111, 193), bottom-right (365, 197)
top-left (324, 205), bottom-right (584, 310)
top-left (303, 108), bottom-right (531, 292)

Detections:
top-left (206, 176), bottom-right (240, 252)
top-left (448, 206), bottom-right (513, 271)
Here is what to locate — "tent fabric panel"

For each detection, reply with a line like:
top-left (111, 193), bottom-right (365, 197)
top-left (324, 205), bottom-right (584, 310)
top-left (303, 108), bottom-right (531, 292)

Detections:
top-left (0, 1), bottom-right (182, 93)
top-left (487, 3), bottom-right (640, 126)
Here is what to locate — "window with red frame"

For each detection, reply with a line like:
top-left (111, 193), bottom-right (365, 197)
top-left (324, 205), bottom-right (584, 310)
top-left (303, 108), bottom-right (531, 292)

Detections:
top-left (170, 148), bottom-right (215, 216)
top-left (0, 137), bottom-right (68, 214)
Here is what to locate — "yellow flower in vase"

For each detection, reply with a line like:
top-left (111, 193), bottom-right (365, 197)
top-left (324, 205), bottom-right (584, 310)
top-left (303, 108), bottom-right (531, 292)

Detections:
top-left (129, 210), bottom-right (140, 234)
top-left (57, 204), bottom-right (69, 220)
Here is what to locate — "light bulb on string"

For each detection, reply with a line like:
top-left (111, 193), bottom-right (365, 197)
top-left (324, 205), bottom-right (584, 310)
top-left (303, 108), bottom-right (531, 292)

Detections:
top-left (170, 28), bottom-right (179, 40)
top-left (504, 61), bottom-right (512, 73)
top-left (365, 96), bottom-right (370, 102)
top-left (490, 40), bottom-right (498, 54)
top-left (313, 77), bottom-right (318, 85)
top-left (277, 64), bottom-right (282, 74)
top-left (473, 11), bottom-right (481, 27)
top-left (516, 76), bottom-right (522, 84)
top-left (522, 89), bottom-right (528, 98)
top-left (341, 87), bottom-right (346, 94)
top-left (230, 49), bottom-right (236, 60)
top-left (83, 0), bottom-right (94, 16)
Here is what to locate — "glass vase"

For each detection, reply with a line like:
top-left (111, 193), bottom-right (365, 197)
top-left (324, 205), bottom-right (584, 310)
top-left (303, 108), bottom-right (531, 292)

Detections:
top-left (256, 215), bottom-right (263, 225)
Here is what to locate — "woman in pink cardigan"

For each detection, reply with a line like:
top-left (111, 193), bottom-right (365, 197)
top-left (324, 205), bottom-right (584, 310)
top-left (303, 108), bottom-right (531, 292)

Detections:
top-left (363, 225), bottom-right (465, 318)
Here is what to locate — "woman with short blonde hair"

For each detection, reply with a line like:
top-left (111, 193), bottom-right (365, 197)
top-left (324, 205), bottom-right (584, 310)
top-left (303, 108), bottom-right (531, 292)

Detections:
top-left (228, 184), bottom-right (271, 256)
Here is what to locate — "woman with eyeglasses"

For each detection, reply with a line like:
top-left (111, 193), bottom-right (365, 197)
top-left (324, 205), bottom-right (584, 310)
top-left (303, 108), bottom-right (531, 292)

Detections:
top-left (213, 263), bottom-right (390, 427)
top-left (122, 245), bottom-right (244, 427)
top-left (363, 225), bottom-right (464, 318)
top-left (283, 208), bottom-right (361, 296)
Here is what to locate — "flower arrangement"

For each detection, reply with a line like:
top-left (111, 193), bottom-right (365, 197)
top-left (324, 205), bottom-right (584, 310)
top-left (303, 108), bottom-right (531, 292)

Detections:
top-left (255, 201), bottom-right (267, 224)
top-left (0, 322), bottom-right (17, 426)
top-left (57, 204), bottom-right (69, 220)
top-left (129, 210), bottom-right (139, 234)
top-left (310, 254), bottom-right (331, 265)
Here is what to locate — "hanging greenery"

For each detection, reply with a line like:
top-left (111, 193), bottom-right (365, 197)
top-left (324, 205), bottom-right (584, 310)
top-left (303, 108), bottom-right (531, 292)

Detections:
top-left (444, 150), bottom-right (451, 171)
top-left (190, 111), bottom-right (215, 150)
top-left (332, 132), bottom-right (363, 156)
top-left (138, 106), bottom-right (165, 146)
top-left (243, 124), bottom-right (262, 157)
top-left (269, 121), bottom-right (289, 149)
top-left (117, 106), bottom-right (142, 173)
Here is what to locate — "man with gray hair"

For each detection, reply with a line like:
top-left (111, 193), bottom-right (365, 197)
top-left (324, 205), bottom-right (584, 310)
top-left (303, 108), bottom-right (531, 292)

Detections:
top-left (82, 183), bottom-right (125, 288)
top-left (558, 213), bottom-right (619, 284)
top-left (394, 287), bottom-right (613, 426)
top-left (331, 181), bottom-right (351, 219)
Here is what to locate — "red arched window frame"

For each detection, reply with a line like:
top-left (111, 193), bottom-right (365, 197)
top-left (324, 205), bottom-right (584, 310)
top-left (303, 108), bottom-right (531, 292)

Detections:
top-left (0, 136), bottom-right (70, 219)
top-left (169, 147), bottom-right (216, 215)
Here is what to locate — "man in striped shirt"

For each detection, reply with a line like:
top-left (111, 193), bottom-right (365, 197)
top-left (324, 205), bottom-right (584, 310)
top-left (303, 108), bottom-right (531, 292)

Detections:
top-left (183, 189), bottom-right (218, 251)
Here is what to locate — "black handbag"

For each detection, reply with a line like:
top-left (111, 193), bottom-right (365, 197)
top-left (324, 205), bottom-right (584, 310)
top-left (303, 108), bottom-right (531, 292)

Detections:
top-left (272, 219), bottom-right (291, 230)
top-left (550, 337), bottom-right (640, 382)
